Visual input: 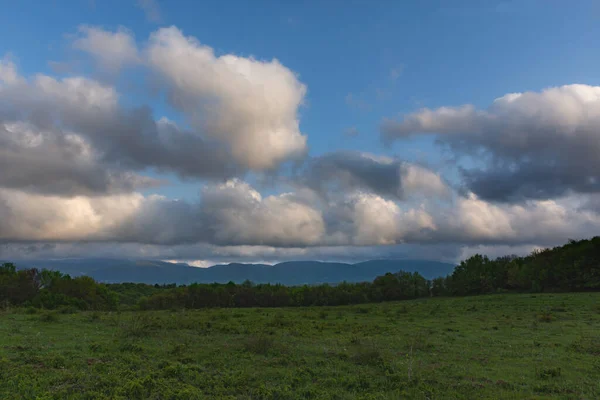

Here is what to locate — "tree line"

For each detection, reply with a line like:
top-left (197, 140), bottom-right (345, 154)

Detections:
top-left (1, 237), bottom-right (599, 311)
top-left (0, 263), bottom-right (117, 310)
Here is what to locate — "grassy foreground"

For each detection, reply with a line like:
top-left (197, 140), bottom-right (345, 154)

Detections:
top-left (1, 293), bottom-right (599, 399)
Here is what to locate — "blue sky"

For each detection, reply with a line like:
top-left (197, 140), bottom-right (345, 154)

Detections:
top-left (1, 0), bottom-right (600, 263)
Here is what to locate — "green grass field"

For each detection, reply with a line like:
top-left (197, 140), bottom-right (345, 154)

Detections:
top-left (1, 293), bottom-right (599, 399)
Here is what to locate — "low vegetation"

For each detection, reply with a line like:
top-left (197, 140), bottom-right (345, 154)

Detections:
top-left (1, 293), bottom-right (599, 399)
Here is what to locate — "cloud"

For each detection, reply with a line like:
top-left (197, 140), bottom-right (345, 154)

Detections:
top-left (341, 192), bottom-right (435, 246)
top-left (2, 27), bottom-right (310, 191)
top-left (73, 26), bottom-right (141, 71)
top-left (0, 58), bottom-right (21, 86)
top-left (146, 27), bottom-right (308, 170)
top-left (137, 0), bottom-right (162, 23)
top-left (0, 121), bottom-right (159, 196)
top-left (0, 62), bottom-right (241, 193)
top-left (382, 84), bottom-right (600, 201)
top-left (303, 151), bottom-right (450, 201)
top-left (1, 177), bottom-right (597, 252)
top-left (0, 179), bottom-right (325, 247)
top-left (432, 193), bottom-right (600, 246)
top-left (0, 188), bottom-right (144, 241)
top-left (197, 179), bottom-right (325, 246)
top-left (2, 24), bottom-right (600, 264)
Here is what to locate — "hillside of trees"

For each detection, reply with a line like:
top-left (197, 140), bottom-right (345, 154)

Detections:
top-left (1, 237), bottom-right (599, 311)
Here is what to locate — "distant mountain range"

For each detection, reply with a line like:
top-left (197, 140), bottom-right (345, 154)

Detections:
top-left (7, 258), bottom-right (455, 285)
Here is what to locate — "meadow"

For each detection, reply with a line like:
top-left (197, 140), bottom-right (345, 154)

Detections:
top-left (1, 293), bottom-right (599, 399)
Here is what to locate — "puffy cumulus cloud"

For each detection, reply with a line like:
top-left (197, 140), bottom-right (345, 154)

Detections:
top-left (382, 84), bottom-right (600, 201)
top-left (0, 121), bottom-right (159, 196)
top-left (1, 171), bottom-right (598, 251)
top-left (0, 58), bottom-right (22, 86)
top-left (73, 26), bottom-right (141, 71)
top-left (1, 185), bottom-right (599, 263)
top-left (323, 189), bottom-right (600, 248)
top-left (146, 26), bottom-right (308, 170)
top-left (199, 180), bottom-right (325, 246)
top-left (0, 60), bottom-right (242, 193)
top-left (3, 26), bottom-right (600, 263)
top-left (0, 63), bottom-right (118, 118)
top-left (91, 179), bottom-right (326, 247)
top-left (433, 193), bottom-right (600, 246)
top-left (303, 151), bottom-right (450, 201)
top-left (0, 188), bottom-right (144, 241)
top-left (0, 179), bottom-right (325, 247)
top-left (0, 26), bottom-right (310, 198)
top-left (340, 192), bottom-right (436, 246)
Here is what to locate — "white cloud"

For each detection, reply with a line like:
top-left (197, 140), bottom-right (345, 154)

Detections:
top-left (147, 27), bottom-right (308, 170)
top-left (0, 188), bottom-right (143, 241)
top-left (2, 24), bottom-right (600, 264)
top-left (401, 164), bottom-right (450, 198)
top-left (73, 26), bottom-right (140, 71)
top-left (382, 84), bottom-right (600, 201)
top-left (0, 59), bottom-right (244, 190)
top-left (199, 179), bottom-right (325, 246)
top-left (0, 58), bottom-right (22, 86)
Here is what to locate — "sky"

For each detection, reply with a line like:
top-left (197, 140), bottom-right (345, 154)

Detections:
top-left (1, 0), bottom-right (600, 266)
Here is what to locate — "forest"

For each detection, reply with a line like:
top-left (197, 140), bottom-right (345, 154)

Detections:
top-left (2, 236), bottom-right (599, 311)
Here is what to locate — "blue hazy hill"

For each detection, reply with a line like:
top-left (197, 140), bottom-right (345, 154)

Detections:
top-left (10, 258), bottom-right (455, 285)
